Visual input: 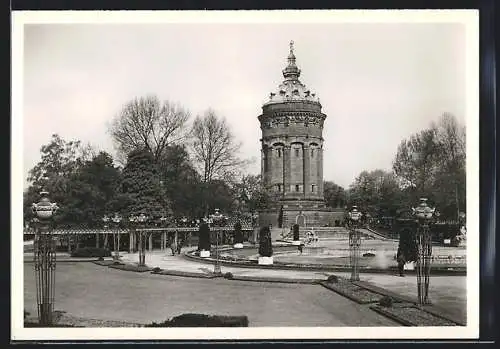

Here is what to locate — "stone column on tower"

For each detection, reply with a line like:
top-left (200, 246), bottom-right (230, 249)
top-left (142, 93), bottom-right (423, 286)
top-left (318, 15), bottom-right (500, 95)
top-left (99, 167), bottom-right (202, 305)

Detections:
top-left (283, 145), bottom-right (291, 197)
top-left (303, 144), bottom-right (310, 198)
top-left (318, 146), bottom-right (324, 197)
top-left (261, 148), bottom-right (265, 181)
top-left (267, 146), bottom-right (273, 190)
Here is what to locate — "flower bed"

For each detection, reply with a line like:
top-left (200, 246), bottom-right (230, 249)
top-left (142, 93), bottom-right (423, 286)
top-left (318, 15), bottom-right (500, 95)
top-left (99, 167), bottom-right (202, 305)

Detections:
top-left (153, 269), bottom-right (218, 279)
top-left (371, 304), bottom-right (459, 326)
top-left (319, 279), bottom-right (386, 304)
top-left (93, 260), bottom-right (116, 266)
top-left (108, 263), bottom-right (152, 272)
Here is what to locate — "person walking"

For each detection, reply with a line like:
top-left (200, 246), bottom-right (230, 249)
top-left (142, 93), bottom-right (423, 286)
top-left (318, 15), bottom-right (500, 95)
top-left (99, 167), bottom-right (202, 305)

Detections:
top-left (397, 247), bottom-right (406, 277)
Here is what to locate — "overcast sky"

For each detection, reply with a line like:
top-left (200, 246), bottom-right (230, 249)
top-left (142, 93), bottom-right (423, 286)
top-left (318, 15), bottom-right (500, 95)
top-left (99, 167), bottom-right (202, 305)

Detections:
top-left (22, 20), bottom-right (467, 189)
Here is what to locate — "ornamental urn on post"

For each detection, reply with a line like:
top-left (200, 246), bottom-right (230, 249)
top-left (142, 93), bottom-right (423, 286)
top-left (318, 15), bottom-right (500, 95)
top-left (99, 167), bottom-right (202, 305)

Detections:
top-left (347, 206), bottom-right (362, 281)
top-left (31, 190), bottom-right (59, 326)
top-left (412, 198), bottom-right (438, 305)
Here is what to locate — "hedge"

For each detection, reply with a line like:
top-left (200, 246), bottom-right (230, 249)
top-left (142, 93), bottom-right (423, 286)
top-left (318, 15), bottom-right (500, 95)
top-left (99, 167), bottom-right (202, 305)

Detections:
top-left (258, 226), bottom-right (273, 257)
top-left (70, 247), bottom-right (111, 258)
top-left (198, 222), bottom-right (211, 251)
top-left (145, 313), bottom-right (249, 327)
top-left (233, 222), bottom-right (243, 244)
top-left (293, 224), bottom-right (300, 241)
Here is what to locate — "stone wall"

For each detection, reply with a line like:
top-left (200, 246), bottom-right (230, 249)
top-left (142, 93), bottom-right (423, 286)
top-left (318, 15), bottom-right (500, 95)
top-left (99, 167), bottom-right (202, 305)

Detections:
top-left (258, 208), bottom-right (345, 229)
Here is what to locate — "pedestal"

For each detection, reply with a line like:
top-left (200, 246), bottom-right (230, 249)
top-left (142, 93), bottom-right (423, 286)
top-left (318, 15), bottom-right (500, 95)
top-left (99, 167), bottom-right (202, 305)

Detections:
top-left (404, 262), bottom-right (415, 270)
top-left (200, 250), bottom-right (211, 258)
top-left (258, 256), bottom-right (273, 265)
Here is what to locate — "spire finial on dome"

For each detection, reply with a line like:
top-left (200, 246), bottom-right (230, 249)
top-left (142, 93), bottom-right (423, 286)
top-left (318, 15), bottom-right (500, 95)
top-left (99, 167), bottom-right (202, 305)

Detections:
top-left (283, 40), bottom-right (300, 80)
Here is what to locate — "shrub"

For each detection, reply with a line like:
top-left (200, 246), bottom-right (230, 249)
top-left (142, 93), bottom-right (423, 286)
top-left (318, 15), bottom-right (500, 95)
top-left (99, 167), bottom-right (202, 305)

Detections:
top-left (71, 247), bottom-right (111, 258)
top-left (327, 275), bottom-right (339, 283)
top-left (145, 313), bottom-right (249, 327)
top-left (379, 296), bottom-right (394, 307)
top-left (152, 267), bottom-right (162, 273)
top-left (112, 261), bottom-right (122, 265)
top-left (362, 252), bottom-right (376, 257)
top-left (258, 226), bottom-right (273, 257)
top-left (233, 222), bottom-right (243, 244)
top-left (198, 223), bottom-right (211, 251)
top-left (398, 228), bottom-right (418, 263)
top-left (293, 224), bottom-right (300, 241)
top-left (224, 272), bottom-right (234, 279)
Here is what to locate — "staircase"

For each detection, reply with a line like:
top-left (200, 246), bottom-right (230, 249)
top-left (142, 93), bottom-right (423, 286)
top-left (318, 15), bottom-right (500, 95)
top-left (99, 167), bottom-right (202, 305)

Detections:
top-left (277, 226), bottom-right (350, 242)
top-left (277, 226), bottom-right (391, 243)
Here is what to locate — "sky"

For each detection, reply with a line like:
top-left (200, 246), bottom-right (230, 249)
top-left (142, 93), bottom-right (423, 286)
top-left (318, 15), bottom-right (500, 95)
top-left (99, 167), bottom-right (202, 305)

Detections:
top-left (22, 17), bottom-right (467, 189)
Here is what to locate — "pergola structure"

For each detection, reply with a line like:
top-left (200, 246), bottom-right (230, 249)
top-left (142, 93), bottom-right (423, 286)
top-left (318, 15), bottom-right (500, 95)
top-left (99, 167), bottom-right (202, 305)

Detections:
top-left (23, 226), bottom-right (255, 253)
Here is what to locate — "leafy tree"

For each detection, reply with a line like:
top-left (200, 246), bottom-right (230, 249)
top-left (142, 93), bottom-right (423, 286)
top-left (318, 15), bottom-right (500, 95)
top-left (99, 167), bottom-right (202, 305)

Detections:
top-left (392, 113), bottom-right (466, 221)
top-left (431, 113), bottom-right (466, 220)
top-left (233, 175), bottom-right (270, 213)
top-left (109, 95), bottom-right (190, 164)
top-left (347, 170), bottom-right (401, 218)
top-left (62, 152), bottom-right (122, 226)
top-left (24, 134), bottom-right (96, 224)
top-left (203, 180), bottom-right (235, 215)
top-left (393, 128), bottom-right (440, 200)
top-left (116, 148), bottom-right (169, 219)
top-left (323, 181), bottom-right (347, 209)
top-left (157, 145), bottom-right (201, 217)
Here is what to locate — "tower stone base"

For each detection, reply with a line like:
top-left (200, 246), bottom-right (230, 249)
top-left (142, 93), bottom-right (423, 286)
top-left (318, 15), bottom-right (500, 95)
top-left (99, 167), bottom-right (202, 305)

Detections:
top-left (258, 201), bottom-right (345, 229)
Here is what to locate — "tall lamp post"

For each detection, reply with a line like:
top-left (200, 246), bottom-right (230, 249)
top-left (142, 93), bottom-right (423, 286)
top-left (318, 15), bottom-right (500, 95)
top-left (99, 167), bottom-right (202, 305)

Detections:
top-left (412, 198), bottom-right (438, 305)
top-left (213, 226), bottom-right (222, 275)
top-left (31, 191), bottom-right (59, 326)
top-left (112, 213), bottom-right (122, 260)
top-left (131, 213), bottom-right (149, 266)
top-left (347, 206), bottom-right (362, 281)
top-left (102, 214), bottom-right (110, 252)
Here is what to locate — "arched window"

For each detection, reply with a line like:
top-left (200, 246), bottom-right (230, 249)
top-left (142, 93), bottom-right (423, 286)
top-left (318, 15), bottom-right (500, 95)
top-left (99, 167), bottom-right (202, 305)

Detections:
top-left (295, 149), bottom-right (299, 157)
top-left (295, 184), bottom-right (300, 192)
top-left (311, 184), bottom-right (316, 193)
top-left (277, 149), bottom-right (282, 158)
top-left (311, 149), bottom-right (315, 158)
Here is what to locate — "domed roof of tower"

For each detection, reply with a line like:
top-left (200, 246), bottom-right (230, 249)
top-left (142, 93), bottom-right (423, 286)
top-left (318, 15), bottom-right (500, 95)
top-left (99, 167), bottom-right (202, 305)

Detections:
top-left (264, 41), bottom-right (320, 106)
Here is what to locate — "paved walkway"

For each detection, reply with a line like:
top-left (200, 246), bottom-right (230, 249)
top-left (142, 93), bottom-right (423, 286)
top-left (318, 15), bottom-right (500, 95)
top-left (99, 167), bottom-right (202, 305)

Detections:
top-left (23, 249), bottom-right (466, 324)
top-left (118, 250), bottom-right (466, 323)
top-left (24, 262), bottom-right (398, 327)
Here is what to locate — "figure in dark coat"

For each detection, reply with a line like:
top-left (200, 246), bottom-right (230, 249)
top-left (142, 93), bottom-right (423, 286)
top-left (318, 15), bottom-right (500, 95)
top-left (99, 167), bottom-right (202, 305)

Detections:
top-left (397, 247), bottom-right (406, 277)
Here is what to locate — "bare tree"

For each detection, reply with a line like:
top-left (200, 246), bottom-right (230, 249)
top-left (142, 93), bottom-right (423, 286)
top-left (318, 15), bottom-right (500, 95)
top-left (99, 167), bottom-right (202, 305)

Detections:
top-left (109, 95), bottom-right (190, 164)
top-left (191, 109), bottom-right (246, 183)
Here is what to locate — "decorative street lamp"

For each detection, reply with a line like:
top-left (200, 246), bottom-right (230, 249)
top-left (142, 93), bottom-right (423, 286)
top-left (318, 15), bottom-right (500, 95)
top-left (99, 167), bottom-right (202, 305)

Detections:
top-left (102, 214), bottom-right (110, 251)
top-left (347, 206), bottom-right (363, 281)
top-left (412, 198), bottom-right (438, 305)
top-left (112, 213), bottom-right (122, 260)
top-left (31, 190), bottom-right (59, 326)
top-left (213, 226), bottom-right (222, 275)
top-left (135, 213), bottom-right (149, 266)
